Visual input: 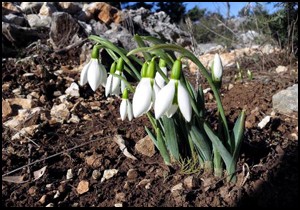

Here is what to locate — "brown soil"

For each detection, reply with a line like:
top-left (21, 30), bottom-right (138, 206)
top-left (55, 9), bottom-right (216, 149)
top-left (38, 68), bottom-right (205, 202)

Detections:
top-left (2, 44), bottom-right (298, 207)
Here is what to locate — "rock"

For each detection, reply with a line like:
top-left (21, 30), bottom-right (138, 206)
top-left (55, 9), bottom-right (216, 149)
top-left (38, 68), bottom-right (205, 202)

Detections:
top-left (183, 176), bottom-right (198, 189)
top-left (65, 82), bottom-right (80, 97)
top-left (46, 184), bottom-right (52, 189)
top-left (92, 170), bottom-right (101, 180)
top-left (257, 116), bottom-right (271, 129)
top-left (123, 7), bottom-right (190, 45)
top-left (66, 169), bottom-right (73, 180)
top-left (135, 135), bottom-right (155, 157)
top-left (103, 26), bottom-right (136, 51)
top-left (127, 169), bottom-right (138, 180)
top-left (50, 103), bottom-right (70, 123)
top-left (2, 22), bottom-right (41, 48)
top-left (290, 133), bottom-right (298, 141)
top-left (3, 14), bottom-right (26, 26)
top-left (272, 84), bottom-right (298, 114)
top-left (26, 14), bottom-right (52, 28)
top-left (11, 124), bottom-right (40, 141)
top-left (137, 179), bottom-right (151, 188)
top-left (196, 43), bottom-right (225, 55)
top-left (45, 203), bottom-right (54, 207)
top-left (90, 19), bottom-right (108, 36)
top-left (261, 44), bottom-right (279, 54)
top-left (85, 154), bottom-right (102, 168)
top-left (171, 183), bottom-right (183, 193)
top-left (237, 30), bottom-right (261, 45)
top-left (227, 83), bottom-right (234, 90)
top-left (85, 2), bottom-right (122, 25)
top-left (53, 91), bottom-right (62, 97)
top-left (275, 65), bottom-right (288, 74)
top-left (49, 12), bottom-right (80, 50)
top-left (2, 100), bottom-right (12, 118)
top-left (115, 192), bottom-right (126, 202)
top-left (53, 190), bottom-right (60, 199)
top-left (28, 186), bottom-right (38, 196)
top-left (57, 2), bottom-right (82, 15)
top-left (78, 20), bottom-right (92, 35)
top-left (12, 87), bottom-right (21, 95)
top-left (76, 180), bottom-right (89, 195)
top-left (101, 169), bottom-right (118, 182)
top-left (7, 98), bottom-right (34, 109)
top-left (114, 203), bottom-right (123, 207)
top-left (39, 2), bottom-right (57, 16)
top-left (68, 114), bottom-right (80, 124)
top-left (2, 2), bottom-right (21, 15)
top-left (4, 107), bottom-right (42, 130)
top-left (72, 203), bottom-right (79, 207)
top-left (20, 2), bottom-right (44, 14)
top-left (39, 195), bottom-right (47, 204)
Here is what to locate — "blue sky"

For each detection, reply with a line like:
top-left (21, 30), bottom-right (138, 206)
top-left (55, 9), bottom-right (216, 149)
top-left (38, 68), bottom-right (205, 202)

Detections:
top-left (184, 2), bottom-right (279, 17)
top-left (123, 2), bottom-right (279, 17)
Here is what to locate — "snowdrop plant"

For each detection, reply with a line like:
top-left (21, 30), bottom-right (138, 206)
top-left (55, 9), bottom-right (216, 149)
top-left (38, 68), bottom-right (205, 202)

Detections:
top-left (80, 45), bottom-right (107, 91)
top-left (84, 34), bottom-right (246, 183)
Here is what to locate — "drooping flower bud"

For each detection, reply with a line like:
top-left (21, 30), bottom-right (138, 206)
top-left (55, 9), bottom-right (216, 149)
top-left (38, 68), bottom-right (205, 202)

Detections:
top-left (212, 53), bottom-right (223, 89)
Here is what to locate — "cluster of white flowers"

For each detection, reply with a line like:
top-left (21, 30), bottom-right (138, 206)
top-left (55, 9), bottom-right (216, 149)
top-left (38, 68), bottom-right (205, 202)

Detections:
top-left (79, 46), bottom-right (223, 123)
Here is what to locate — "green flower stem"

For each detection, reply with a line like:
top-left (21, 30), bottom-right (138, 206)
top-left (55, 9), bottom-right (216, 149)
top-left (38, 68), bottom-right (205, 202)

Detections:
top-left (91, 45), bottom-right (101, 59)
top-left (105, 48), bottom-right (138, 81)
top-left (134, 34), bottom-right (152, 61)
top-left (89, 35), bottom-right (141, 80)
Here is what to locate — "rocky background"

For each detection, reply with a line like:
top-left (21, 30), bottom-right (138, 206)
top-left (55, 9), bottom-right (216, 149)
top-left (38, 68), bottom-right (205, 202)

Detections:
top-left (2, 2), bottom-right (298, 208)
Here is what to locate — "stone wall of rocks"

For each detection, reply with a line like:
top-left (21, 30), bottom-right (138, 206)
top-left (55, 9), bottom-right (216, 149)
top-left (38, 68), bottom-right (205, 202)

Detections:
top-left (2, 2), bottom-right (191, 57)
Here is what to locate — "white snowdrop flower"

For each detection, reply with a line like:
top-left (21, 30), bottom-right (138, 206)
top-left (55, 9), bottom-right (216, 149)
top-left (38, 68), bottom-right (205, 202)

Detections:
top-left (120, 89), bottom-right (133, 121)
top-left (154, 59), bottom-right (192, 122)
top-left (105, 58), bottom-right (126, 97)
top-left (79, 45), bottom-right (107, 91)
top-left (132, 60), bottom-right (160, 118)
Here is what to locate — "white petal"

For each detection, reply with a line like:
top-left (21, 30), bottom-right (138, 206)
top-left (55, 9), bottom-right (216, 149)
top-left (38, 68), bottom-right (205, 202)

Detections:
top-left (152, 81), bottom-right (160, 103)
top-left (120, 99), bottom-right (127, 121)
top-left (132, 78), bottom-right (153, 118)
top-left (111, 70), bottom-right (121, 93)
top-left (126, 100), bottom-right (133, 121)
top-left (165, 104), bottom-right (178, 118)
top-left (87, 59), bottom-right (102, 91)
top-left (121, 73), bottom-right (126, 93)
top-left (79, 60), bottom-right (91, 86)
top-left (154, 79), bottom-right (176, 119)
top-left (99, 63), bottom-right (107, 88)
top-left (155, 67), bottom-right (167, 89)
top-left (213, 53), bottom-right (223, 80)
top-left (177, 81), bottom-right (192, 122)
top-left (105, 75), bottom-right (113, 97)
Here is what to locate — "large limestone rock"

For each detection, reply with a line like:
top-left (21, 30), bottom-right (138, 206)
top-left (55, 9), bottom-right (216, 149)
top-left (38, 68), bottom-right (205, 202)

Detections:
top-left (272, 84), bottom-right (298, 114)
top-left (49, 12), bottom-right (80, 50)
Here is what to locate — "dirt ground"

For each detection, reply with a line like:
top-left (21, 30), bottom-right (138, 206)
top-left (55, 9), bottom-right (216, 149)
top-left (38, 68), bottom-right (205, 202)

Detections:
top-left (2, 42), bottom-right (298, 207)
